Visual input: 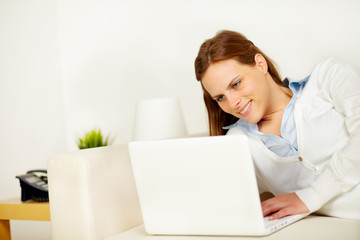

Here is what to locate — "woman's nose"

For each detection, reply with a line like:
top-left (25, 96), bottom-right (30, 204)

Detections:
top-left (228, 94), bottom-right (241, 110)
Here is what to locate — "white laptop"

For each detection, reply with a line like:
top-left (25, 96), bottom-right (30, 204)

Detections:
top-left (128, 135), bottom-right (308, 236)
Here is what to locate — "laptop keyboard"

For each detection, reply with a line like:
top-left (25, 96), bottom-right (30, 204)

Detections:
top-left (264, 215), bottom-right (294, 232)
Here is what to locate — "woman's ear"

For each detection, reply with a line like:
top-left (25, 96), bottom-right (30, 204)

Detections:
top-left (254, 54), bottom-right (268, 73)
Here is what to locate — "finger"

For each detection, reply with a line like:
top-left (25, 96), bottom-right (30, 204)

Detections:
top-left (261, 195), bottom-right (289, 215)
top-left (268, 208), bottom-right (291, 220)
top-left (261, 199), bottom-right (285, 217)
top-left (261, 201), bottom-right (273, 217)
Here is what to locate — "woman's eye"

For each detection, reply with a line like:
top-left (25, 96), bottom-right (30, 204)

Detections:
top-left (216, 96), bottom-right (224, 102)
top-left (232, 81), bottom-right (241, 88)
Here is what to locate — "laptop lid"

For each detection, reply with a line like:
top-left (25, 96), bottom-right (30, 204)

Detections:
top-left (128, 135), bottom-right (271, 236)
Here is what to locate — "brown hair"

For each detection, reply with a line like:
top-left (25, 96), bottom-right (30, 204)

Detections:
top-left (194, 30), bottom-right (284, 136)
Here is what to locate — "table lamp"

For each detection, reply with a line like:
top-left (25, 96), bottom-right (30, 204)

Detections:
top-left (133, 97), bottom-right (188, 141)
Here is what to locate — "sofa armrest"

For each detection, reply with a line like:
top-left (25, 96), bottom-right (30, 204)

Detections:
top-left (47, 144), bottom-right (143, 240)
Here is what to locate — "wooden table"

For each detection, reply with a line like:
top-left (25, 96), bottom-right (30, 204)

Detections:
top-left (0, 198), bottom-right (50, 240)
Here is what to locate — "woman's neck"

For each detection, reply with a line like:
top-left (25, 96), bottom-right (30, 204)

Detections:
top-left (258, 85), bottom-right (293, 137)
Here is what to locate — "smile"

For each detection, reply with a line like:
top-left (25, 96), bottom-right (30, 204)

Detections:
top-left (237, 100), bottom-right (252, 117)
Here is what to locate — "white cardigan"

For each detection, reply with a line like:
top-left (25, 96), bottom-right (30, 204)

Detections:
top-left (227, 57), bottom-right (360, 219)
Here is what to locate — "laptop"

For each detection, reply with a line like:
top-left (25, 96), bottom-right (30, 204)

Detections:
top-left (128, 135), bottom-right (308, 236)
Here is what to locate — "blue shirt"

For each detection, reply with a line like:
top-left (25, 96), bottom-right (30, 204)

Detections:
top-left (223, 76), bottom-right (309, 157)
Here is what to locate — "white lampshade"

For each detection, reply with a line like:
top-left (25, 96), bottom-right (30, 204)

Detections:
top-left (133, 97), bottom-right (188, 141)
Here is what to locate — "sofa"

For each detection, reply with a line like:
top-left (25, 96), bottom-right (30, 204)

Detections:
top-left (47, 144), bottom-right (143, 240)
top-left (47, 142), bottom-right (360, 240)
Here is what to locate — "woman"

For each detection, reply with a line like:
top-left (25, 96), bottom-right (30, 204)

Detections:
top-left (194, 30), bottom-right (360, 220)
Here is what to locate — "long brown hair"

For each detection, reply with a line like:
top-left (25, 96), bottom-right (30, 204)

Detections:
top-left (194, 30), bottom-right (284, 136)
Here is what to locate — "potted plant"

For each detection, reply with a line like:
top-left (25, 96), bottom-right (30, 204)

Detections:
top-left (76, 128), bottom-right (112, 149)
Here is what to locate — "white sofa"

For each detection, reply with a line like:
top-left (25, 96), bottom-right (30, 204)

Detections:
top-left (47, 144), bottom-right (143, 240)
top-left (48, 143), bottom-right (360, 240)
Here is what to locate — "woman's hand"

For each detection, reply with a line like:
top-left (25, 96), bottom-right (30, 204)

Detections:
top-left (261, 192), bottom-right (310, 220)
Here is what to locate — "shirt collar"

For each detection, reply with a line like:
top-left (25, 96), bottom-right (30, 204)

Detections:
top-left (287, 75), bottom-right (310, 94)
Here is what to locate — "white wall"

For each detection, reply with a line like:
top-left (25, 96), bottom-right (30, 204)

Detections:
top-left (56, 0), bottom-right (210, 150)
top-left (0, 0), bottom-right (64, 239)
top-left (1, 0), bottom-right (360, 239)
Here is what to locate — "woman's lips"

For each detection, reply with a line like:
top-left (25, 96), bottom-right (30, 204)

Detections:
top-left (237, 100), bottom-right (252, 117)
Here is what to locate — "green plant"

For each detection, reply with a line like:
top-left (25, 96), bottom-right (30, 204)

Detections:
top-left (77, 128), bottom-right (111, 149)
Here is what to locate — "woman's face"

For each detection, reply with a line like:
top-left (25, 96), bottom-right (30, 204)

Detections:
top-left (201, 56), bottom-right (274, 124)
